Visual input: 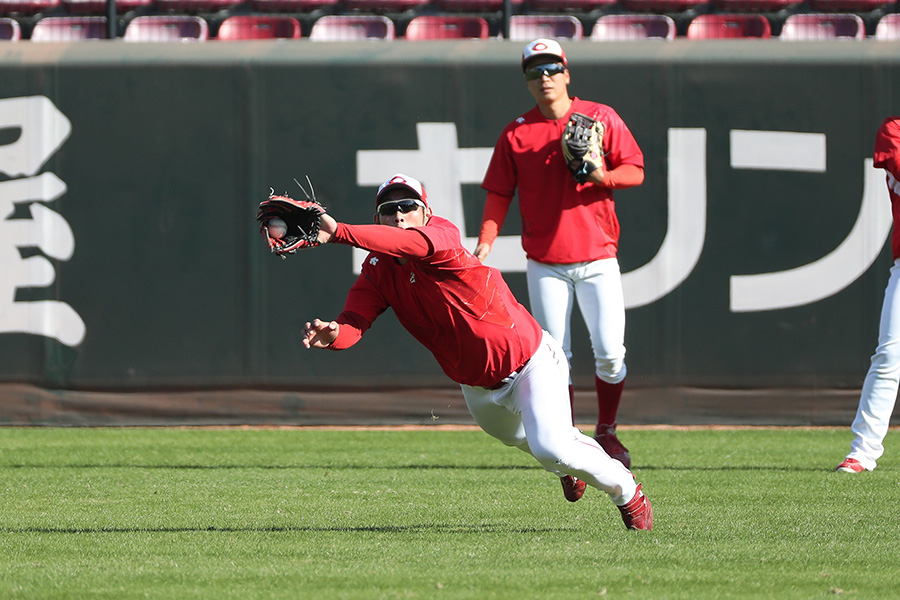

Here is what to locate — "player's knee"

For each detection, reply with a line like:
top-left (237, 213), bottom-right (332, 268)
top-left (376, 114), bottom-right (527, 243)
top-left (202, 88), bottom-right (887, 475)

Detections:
top-left (594, 358), bottom-right (626, 384)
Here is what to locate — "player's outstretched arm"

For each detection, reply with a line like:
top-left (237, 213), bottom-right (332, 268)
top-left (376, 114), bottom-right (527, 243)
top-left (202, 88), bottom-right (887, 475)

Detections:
top-left (303, 318), bottom-right (339, 349)
top-left (317, 213), bottom-right (337, 245)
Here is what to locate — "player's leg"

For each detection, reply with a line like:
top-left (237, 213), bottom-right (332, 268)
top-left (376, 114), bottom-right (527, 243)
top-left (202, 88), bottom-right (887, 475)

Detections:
top-left (841, 259), bottom-right (900, 472)
top-left (461, 384), bottom-right (532, 454)
top-left (509, 332), bottom-right (640, 507)
top-left (573, 257), bottom-right (630, 466)
top-left (526, 259), bottom-right (577, 418)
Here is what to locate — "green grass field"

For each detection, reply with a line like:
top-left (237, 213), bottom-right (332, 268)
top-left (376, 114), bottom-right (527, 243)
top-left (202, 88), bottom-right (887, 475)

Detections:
top-left (0, 426), bottom-right (896, 599)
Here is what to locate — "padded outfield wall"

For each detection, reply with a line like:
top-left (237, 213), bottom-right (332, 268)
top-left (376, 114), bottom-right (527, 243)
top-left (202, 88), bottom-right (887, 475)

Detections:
top-left (2, 40), bottom-right (900, 407)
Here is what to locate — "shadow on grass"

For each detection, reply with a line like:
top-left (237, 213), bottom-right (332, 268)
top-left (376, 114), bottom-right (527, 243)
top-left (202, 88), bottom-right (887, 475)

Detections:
top-left (1, 463), bottom-right (844, 472)
top-left (0, 523), bottom-right (579, 534)
top-left (0, 463), bottom-right (538, 470)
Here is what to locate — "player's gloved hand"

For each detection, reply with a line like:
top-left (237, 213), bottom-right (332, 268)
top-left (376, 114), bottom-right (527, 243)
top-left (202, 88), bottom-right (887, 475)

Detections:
top-left (256, 176), bottom-right (326, 257)
top-left (562, 113), bottom-right (606, 184)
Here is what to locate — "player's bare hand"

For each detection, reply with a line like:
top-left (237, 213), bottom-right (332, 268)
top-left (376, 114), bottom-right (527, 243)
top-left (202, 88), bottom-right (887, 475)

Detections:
top-left (317, 214), bottom-right (338, 245)
top-left (303, 319), bottom-right (339, 349)
top-left (474, 242), bottom-right (492, 262)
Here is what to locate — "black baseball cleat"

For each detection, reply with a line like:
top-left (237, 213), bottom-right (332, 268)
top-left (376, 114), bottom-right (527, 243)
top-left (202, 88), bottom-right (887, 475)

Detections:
top-left (560, 475), bottom-right (587, 502)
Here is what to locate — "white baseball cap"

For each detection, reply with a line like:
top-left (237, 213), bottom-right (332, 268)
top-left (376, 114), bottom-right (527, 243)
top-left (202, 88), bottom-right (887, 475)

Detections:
top-left (522, 38), bottom-right (567, 72)
top-left (375, 173), bottom-right (429, 207)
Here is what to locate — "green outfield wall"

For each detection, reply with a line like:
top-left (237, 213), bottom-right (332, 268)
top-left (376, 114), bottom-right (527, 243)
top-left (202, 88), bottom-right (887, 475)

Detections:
top-left (2, 40), bottom-right (900, 394)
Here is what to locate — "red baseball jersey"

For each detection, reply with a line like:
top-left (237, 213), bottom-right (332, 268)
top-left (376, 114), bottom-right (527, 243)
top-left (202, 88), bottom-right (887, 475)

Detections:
top-left (874, 116), bottom-right (900, 260)
top-left (329, 216), bottom-right (542, 388)
top-left (482, 97), bottom-right (644, 264)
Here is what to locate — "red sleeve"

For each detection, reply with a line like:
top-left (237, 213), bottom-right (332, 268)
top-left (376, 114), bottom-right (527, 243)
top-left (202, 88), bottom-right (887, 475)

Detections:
top-left (329, 274), bottom-right (386, 350)
top-left (874, 117), bottom-right (900, 180)
top-left (331, 222), bottom-right (432, 259)
top-left (603, 108), bottom-right (644, 170)
top-left (478, 191), bottom-right (514, 247)
top-left (601, 163), bottom-right (644, 190)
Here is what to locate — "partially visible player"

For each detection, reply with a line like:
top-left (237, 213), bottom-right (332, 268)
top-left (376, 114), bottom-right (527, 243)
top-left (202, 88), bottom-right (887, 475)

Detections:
top-left (476, 39), bottom-right (645, 468)
top-left (837, 117), bottom-right (900, 473)
top-left (300, 173), bottom-right (652, 529)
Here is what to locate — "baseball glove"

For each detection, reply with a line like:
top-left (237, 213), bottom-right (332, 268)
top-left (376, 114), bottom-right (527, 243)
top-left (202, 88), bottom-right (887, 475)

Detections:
top-left (561, 112), bottom-right (606, 184)
top-left (256, 176), bottom-right (326, 257)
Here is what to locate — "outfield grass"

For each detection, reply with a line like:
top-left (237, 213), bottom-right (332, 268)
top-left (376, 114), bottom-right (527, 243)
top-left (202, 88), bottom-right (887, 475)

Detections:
top-left (0, 426), bottom-right (896, 599)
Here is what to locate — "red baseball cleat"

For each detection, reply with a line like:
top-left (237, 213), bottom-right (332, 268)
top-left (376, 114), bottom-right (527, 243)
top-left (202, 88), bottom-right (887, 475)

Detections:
top-left (595, 424), bottom-right (631, 468)
top-left (836, 458), bottom-right (866, 473)
top-left (618, 483), bottom-right (653, 530)
top-left (560, 475), bottom-right (586, 502)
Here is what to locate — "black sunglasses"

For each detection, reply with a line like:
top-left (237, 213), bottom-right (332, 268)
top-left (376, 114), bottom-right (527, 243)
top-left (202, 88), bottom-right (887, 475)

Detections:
top-left (525, 63), bottom-right (566, 81)
top-left (377, 198), bottom-right (425, 216)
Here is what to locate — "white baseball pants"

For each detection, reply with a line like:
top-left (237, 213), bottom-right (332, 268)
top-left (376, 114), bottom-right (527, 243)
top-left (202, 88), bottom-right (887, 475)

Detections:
top-left (526, 258), bottom-right (627, 384)
top-left (461, 331), bottom-right (637, 505)
top-left (847, 258), bottom-right (900, 470)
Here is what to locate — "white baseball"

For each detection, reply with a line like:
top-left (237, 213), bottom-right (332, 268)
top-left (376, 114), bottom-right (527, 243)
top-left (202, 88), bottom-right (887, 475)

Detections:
top-left (267, 218), bottom-right (288, 239)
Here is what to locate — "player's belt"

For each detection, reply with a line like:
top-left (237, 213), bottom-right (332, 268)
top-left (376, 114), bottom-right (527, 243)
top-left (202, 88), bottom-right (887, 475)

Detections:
top-left (485, 358), bottom-right (531, 390)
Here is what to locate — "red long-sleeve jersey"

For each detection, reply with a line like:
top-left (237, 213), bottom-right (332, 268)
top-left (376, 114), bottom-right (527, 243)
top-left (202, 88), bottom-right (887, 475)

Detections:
top-left (328, 216), bottom-right (542, 388)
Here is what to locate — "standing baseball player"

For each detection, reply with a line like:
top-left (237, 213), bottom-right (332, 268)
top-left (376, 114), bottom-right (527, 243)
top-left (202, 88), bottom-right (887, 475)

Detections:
top-left (476, 39), bottom-right (645, 469)
top-left (288, 173), bottom-right (652, 529)
top-left (837, 116), bottom-right (900, 473)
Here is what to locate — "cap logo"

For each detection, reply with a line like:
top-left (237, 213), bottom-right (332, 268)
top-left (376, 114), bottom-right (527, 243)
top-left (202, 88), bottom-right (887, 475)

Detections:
top-left (532, 42), bottom-right (549, 51)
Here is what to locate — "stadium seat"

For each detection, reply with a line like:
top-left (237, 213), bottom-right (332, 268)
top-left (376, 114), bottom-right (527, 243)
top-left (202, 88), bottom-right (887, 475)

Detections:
top-left (0, 0), bottom-right (59, 14)
top-left (61, 0), bottom-right (154, 13)
top-left (437, 0), bottom-right (524, 10)
top-left (590, 14), bottom-right (676, 40)
top-left (0, 16), bottom-right (20, 39)
top-left (309, 15), bottom-right (395, 40)
top-left (621, 0), bottom-right (710, 12)
top-left (249, 0), bottom-right (338, 11)
top-left (713, 0), bottom-right (799, 11)
top-left (217, 15), bottom-right (301, 39)
top-left (527, 0), bottom-right (616, 10)
top-left (342, 0), bottom-right (430, 11)
top-left (875, 13), bottom-right (900, 39)
top-left (154, 0), bottom-right (241, 12)
top-left (30, 16), bottom-right (109, 40)
top-left (509, 15), bottom-right (583, 40)
top-left (779, 13), bottom-right (865, 39)
top-left (123, 15), bottom-right (208, 41)
top-left (686, 13), bottom-right (772, 38)
top-left (405, 15), bottom-right (489, 39)
top-left (807, 0), bottom-right (892, 11)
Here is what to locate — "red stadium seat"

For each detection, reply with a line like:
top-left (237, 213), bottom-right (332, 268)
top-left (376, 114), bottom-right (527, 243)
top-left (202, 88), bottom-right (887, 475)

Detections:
top-left (622, 0), bottom-right (709, 12)
top-left (30, 16), bottom-right (108, 40)
top-left (527, 0), bottom-right (616, 10)
top-left (437, 0), bottom-right (524, 10)
top-left (249, 0), bottom-right (338, 11)
top-left (779, 13), bottom-right (865, 39)
top-left (342, 0), bottom-right (430, 11)
top-left (687, 13), bottom-right (772, 38)
top-left (0, 0), bottom-right (59, 15)
top-left (155, 0), bottom-right (240, 12)
top-left (309, 15), bottom-right (395, 40)
top-left (0, 16), bottom-right (20, 39)
top-left (217, 15), bottom-right (301, 39)
top-left (808, 0), bottom-right (892, 11)
top-left (875, 13), bottom-right (900, 39)
top-left (123, 15), bottom-right (208, 41)
top-left (61, 0), bottom-right (153, 13)
top-left (509, 15), bottom-right (583, 40)
top-left (405, 15), bottom-right (489, 39)
top-left (713, 0), bottom-right (800, 11)
top-left (591, 14), bottom-right (676, 40)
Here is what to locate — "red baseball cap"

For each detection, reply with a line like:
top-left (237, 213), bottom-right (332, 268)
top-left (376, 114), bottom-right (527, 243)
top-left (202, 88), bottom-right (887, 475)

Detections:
top-left (375, 173), bottom-right (429, 208)
top-left (522, 38), bottom-right (567, 72)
